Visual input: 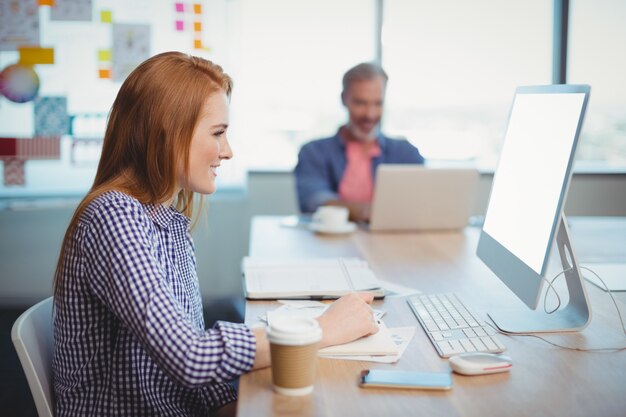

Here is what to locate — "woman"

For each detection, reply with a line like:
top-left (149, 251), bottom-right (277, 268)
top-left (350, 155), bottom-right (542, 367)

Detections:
top-left (52, 51), bottom-right (378, 416)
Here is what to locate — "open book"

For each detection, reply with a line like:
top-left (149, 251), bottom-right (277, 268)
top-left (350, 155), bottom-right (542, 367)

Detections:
top-left (243, 257), bottom-right (385, 300)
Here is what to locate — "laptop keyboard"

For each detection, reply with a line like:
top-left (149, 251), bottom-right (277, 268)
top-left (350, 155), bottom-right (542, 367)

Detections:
top-left (408, 293), bottom-right (506, 358)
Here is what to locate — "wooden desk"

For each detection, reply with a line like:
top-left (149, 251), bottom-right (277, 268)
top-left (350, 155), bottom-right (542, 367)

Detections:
top-left (237, 216), bottom-right (626, 417)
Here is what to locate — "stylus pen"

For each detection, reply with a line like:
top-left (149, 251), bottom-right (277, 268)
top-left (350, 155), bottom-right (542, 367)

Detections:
top-left (338, 257), bottom-right (380, 323)
top-left (338, 257), bottom-right (355, 292)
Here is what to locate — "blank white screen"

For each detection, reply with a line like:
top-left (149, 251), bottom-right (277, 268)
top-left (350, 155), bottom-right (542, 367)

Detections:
top-left (483, 93), bottom-right (586, 273)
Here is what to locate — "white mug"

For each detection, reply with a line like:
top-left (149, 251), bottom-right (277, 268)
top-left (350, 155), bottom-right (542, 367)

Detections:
top-left (312, 206), bottom-right (349, 229)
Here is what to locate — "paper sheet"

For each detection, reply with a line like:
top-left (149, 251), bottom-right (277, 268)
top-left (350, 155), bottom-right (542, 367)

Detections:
top-left (50, 0), bottom-right (93, 21)
top-left (378, 279), bottom-right (422, 297)
top-left (262, 301), bottom-right (386, 324)
top-left (35, 97), bottom-right (69, 136)
top-left (0, 0), bottom-right (40, 51)
top-left (112, 23), bottom-right (151, 81)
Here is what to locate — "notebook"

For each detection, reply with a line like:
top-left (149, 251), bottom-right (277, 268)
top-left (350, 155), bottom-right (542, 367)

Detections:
top-left (242, 257), bottom-right (385, 300)
top-left (369, 165), bottom-right (479, 232)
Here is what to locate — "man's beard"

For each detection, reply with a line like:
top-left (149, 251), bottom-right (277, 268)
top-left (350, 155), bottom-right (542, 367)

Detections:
top-left (347, 120), bottom-right (379, 142)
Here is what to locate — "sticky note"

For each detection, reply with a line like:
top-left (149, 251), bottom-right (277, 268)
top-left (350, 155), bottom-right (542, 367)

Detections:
top-left (101, 10), bottom-right (112, 23)
top-left (98, 69), bottom-right (111, 79)
top-left (39, 0), bottom-right (55, 6)
top-left (176, 20), bottom-right (185, 31)
top-left (194, 39), bottom-right (202, 49)
top-left (98, 49), bottom-right (111, 62)
top-left (175, 2), bottom-right (185, 12)
top-left (194, 22), bottom-right (202, 32)
top-left (193, 4), bottom-right (202, 14)
top-left (18, 47), bottom-right (55, 65)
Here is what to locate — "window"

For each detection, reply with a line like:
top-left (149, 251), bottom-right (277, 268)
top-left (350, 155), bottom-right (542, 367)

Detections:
top-left (0, 0), bottom-right (375, 196)
top-left (568, 0), bottom-right (626, 169)
top-left (381, 0), bottom-right (552, 166)
top-left (1, 0), bottom-right (624, 198)
top-left (229, 0), bottom-right (375, 174)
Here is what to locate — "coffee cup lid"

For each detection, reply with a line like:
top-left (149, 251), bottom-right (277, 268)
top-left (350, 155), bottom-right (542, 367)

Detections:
top-left (267, 316), bottom-right (323, 346)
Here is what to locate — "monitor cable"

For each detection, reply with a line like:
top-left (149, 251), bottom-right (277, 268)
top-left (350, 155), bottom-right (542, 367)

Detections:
top-left (487, 266), bottom-right (626, 352)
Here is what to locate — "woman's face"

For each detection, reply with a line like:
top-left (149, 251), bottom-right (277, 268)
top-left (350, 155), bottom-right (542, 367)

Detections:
top-left (181, 91), bottom-right (232, 195)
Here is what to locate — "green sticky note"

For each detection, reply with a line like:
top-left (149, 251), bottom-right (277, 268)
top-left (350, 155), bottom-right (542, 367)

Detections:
top-left (101, 10), bottom-right (112, 23)
top-left (98, 49), bottom-right (112, 62)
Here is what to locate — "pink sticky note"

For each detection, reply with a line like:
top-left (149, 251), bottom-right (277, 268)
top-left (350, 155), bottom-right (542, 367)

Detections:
top-left (176, 20), bottom-right (184, 31)
top-left (175, 3), bottom-right (184, 12)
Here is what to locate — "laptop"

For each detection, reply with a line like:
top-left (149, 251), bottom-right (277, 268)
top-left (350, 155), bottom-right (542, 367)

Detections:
top-left (369, 165), bottom-right (479, 232)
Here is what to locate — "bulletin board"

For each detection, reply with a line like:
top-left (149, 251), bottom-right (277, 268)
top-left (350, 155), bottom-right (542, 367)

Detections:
top-left (0, 0), bottom-right (229, 197)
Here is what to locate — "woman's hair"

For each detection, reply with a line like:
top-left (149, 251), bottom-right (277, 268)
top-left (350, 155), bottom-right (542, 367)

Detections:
top-left (54, 51), bottom-right (232, 293)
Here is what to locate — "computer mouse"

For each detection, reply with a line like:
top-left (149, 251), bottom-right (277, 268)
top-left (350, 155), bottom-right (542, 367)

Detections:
top-left (449, 352), bottom-right (512, 376)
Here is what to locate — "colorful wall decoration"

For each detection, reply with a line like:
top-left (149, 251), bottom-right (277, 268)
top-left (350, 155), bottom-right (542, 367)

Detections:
top-left (0, 0), bottom-right (213, 191)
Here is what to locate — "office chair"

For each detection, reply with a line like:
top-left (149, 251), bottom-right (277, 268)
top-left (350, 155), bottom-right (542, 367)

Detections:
top-left (11, 297), bottom-right (55, 417)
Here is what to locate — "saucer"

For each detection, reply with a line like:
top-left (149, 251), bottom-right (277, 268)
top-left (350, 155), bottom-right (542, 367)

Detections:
top-left (309, 221), bottom-right (357, 235)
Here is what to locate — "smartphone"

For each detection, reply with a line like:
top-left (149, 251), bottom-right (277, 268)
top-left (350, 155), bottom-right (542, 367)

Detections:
top-left (359, 369), bottom-right (452, 390)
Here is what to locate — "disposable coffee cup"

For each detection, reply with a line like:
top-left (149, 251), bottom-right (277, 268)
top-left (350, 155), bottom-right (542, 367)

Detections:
top-left (312, 206), bottom-right (349, 229)
top-left (267, 315), bottom-right (323, 396)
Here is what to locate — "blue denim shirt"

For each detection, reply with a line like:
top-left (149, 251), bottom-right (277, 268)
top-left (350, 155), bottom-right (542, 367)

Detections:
top-left (294, 130), bottom-right (424, 213)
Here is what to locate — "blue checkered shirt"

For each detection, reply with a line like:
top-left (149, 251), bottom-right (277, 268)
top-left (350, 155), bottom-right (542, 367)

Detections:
top-left (53, 191), bottom-right (256, 416)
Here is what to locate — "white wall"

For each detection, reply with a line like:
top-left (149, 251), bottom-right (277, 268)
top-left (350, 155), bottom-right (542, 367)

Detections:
top-left (0, 171), bottom-right (625, 307)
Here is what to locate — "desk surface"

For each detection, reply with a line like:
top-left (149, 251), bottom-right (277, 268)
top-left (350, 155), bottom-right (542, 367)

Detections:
top-left (237, 216), bottom-right (626, 417)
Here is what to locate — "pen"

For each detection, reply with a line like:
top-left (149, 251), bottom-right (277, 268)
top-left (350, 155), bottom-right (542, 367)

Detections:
top-left (305, 296), bottom-right (339, 301)
top-left (338, 257), bottom-right (355, 292)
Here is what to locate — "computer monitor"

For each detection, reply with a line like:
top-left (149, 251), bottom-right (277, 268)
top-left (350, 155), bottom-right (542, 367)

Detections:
top-left (476, 84), bottom-right (591, 334)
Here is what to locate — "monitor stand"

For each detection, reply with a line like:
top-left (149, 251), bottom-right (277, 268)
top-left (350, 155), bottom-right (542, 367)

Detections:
top-left (488, 214), bottom-right (592, 334)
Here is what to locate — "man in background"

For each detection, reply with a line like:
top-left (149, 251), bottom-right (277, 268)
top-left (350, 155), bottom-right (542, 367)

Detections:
top-left (295, 62), bottom-right (424, 221)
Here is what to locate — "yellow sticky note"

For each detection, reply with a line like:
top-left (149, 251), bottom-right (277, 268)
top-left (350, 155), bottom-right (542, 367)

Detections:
top-left (101, 10), bottom-right (112, 23)
top-left (18, 47), bottom-right (55, 65)
top-left (98, 49), bottom-right (112, 62)
top-left (99, 69), bottom-right (111, 79)
top-left (194, 39), bottom-right (203, 49)
top-left (193, 4), bottom-right (202, 14)
top-left (39, 0), bottom-right (55, 6)
top-left (194, 22), bottom-right (202, 32)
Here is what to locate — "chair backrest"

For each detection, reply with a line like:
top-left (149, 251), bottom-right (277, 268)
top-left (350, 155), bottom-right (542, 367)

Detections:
top-left (11, 297), bottom-right (55, 417)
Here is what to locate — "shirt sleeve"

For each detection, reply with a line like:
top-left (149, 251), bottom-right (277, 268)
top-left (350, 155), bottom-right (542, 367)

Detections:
top-left (81, 198), bottom-right (256, 388)
top-left (294, 142), bottom-right (339, 213)
top-left (391, 140), bottom-right (425, 164)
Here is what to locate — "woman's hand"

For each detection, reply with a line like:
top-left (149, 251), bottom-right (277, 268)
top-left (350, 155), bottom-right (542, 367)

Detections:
top-left (316, 292), bottom-right (379, 348)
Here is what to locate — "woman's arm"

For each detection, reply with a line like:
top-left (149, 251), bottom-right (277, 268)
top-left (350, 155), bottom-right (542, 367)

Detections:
top-left (81, 197), bottom-right (256, 387)
top-left (251, 327), bottom-right (271, 370)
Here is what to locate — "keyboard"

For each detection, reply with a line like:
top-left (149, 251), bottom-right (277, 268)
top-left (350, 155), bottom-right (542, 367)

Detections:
top-left (408, 293), bottom-right (506, 358)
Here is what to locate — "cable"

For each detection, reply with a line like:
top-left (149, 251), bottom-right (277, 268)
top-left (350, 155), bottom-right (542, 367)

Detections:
top-left (486, 321), bottom-right (626, 352)
top-left (541, 269), bottom-right (568, 314)
top-left (487, 265), bottom-right (626, 352)
top-left (580, 266), bottom-right (626, 336)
